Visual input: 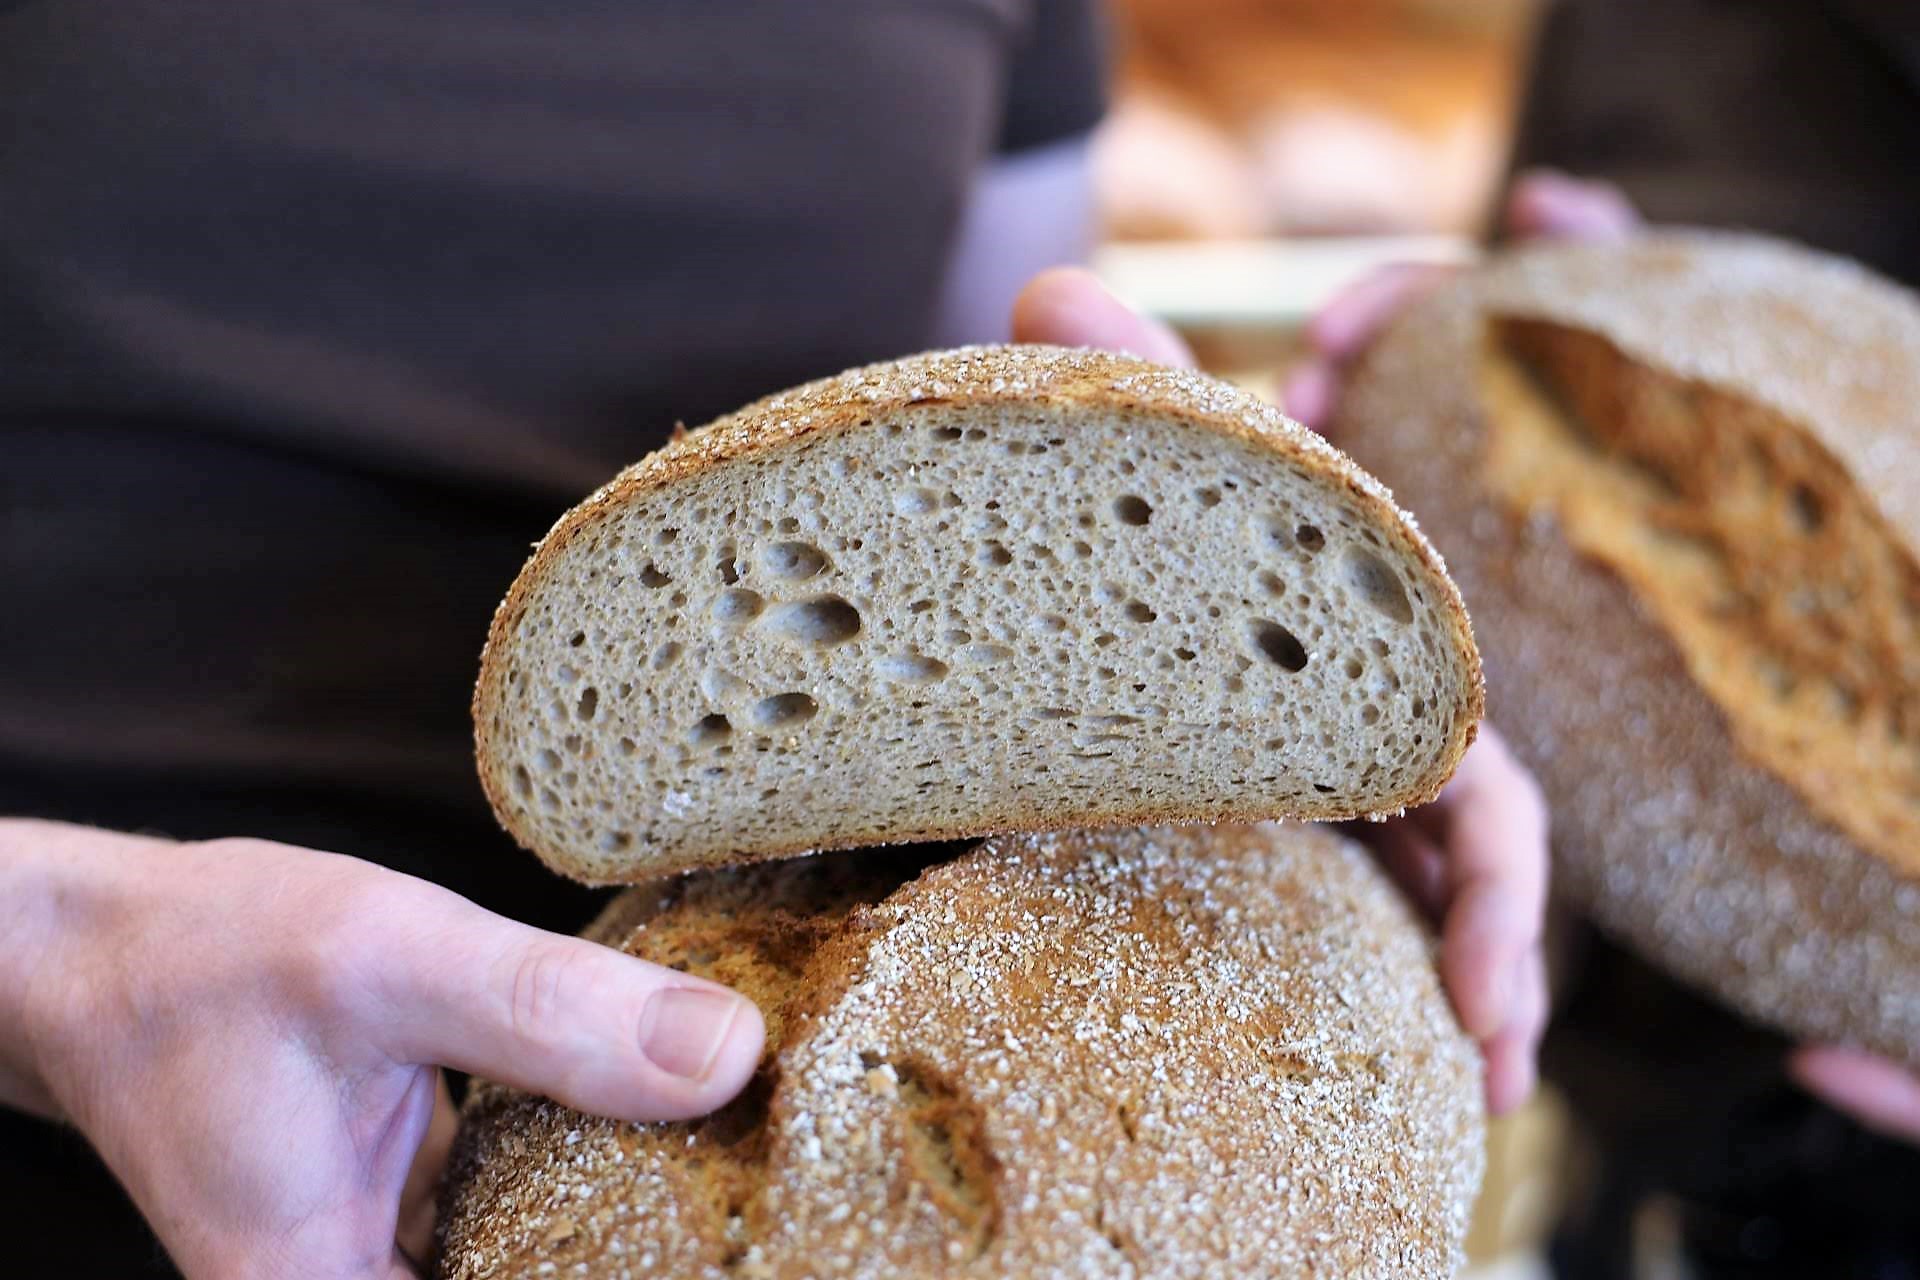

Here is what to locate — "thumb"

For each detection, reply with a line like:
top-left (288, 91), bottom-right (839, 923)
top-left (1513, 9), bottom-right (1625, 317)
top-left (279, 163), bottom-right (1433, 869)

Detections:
top-left (370, 887), bottom-right (763, 1122)
top-left (1504, 169), bottom-right (1642, 243)
top-left (1012, 266), bottom-right (1198, 369)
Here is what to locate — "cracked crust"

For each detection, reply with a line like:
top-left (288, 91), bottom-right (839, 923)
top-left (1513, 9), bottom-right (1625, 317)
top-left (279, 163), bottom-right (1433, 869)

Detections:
top-left (437, 823), bottom-right (1484, 1279)
top-left (1337, 231), bottom-right (1920, 1065)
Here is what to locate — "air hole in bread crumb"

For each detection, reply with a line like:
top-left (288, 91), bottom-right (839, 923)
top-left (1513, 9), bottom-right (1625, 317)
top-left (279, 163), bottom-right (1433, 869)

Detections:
top-left (651, 641), bottom-right (683, 670)
top-left (1258, 571), bottom-right (1286, 597)
top-left (617, 737), bottom-right (636, 756)
top-left (576, 687), bottom-right (599, 720)
top-left (567, 630), bottom-right (586, 647)
top-left (1312, 783), bottom-right (1334, 794)
top-left (1410, 697), bottom-right (1427, 718)
top-left (536, 748), bottom-right (561, 771)
top-left (655, 527), bottom-right (678, 545)
top-left (980, 541), bottom-right (1013, 568)
top-left (1196, 487), bottom-right (1222, 508)
top-left (1072, 540), bottom-right (1093, 558)
top-left (712, 589), bottom-right (764, 626)
top-left (909, 598), bottom-right (934, 614)
top-left (764, 541), bottom-right (827, 580)
top-left (1294, 524), bottom-right (1325, 552)
top-left (539, 787), bottom-right (560, 810)
top-left (764, 595), bottom-right (861, 647)
top-left (1175, 647), bottom-right (1196, 662)
top-left (932, 425), bottom-right (962, 442)
top-left (1361, 704), bottom-right (1381, 725)
top-left (600, 830), bottom-right (631, 853)
top-left (750, 692), bottom-right (817, 730)
top-left (715, 552), bottom-right (740, 585)
top-left (1114, 495), bottom-right (1152, 526)
top-left (1250, 620), bottom-right (1309, 672)
top-left (880, 654), bottom-right (949, 684)
top-left (1342, 547), bottom-right (1413, 624)
top-left (640, 562), bottom-right (672, 588)
top-left (689, 714), bottom-right (731, 747)
top-left (511, 765), bottom-right (532, 799)
top-left (1124, 601), bottom-right (1156, 624)
top-left (1343, 658), bottom-right (1364, 680)
top-left (1790, 482), bottom-right (1825, 531)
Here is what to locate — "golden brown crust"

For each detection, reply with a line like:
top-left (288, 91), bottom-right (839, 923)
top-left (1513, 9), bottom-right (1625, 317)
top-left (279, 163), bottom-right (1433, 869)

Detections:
top-left (1336, 232), bottom-right (1920, 1066)
top-left (472, 344), bottom-right (1483, 882)
top-left (437, 823), bottom-right (1485, 1279)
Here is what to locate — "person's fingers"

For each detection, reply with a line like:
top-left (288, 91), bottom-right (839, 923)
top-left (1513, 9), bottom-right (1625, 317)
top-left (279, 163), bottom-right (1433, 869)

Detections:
top-left (1434, 729), bottom-right (1551, 1042)
top-left (1481, 946), bottom-right (1547, 1116)
top-left (1362, 818), bottom-right (1449, 924)
top-left (1011, 266), bottom-right (1198, 368)
top-left (396, 1071), bottom-right (458, 1268)
top-left (1304, 262), bottom-right (1458, 362)
top-left (1788, 1046), bottom-right (1920, 1143)
top-left (1280, 359), bottom-right (1339, 434)
top-left (369, 888), bottom-right (764, 1123)
top-left (1504, 169), bottom-right (1642, 243)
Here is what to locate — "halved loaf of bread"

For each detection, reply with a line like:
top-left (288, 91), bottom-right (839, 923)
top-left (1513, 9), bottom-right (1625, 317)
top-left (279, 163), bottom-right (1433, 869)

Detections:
top-left (1336, 232), bottom-right (1920, 1065)
top-left (437, 822), bottom-right (1485, 1279)
top-left (474, 344), bottom-right (1482, 882)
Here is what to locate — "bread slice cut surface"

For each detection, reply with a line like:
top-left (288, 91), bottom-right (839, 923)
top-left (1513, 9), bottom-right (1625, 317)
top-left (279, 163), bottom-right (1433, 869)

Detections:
top-left (475, 344), bottom-right (1481, 881)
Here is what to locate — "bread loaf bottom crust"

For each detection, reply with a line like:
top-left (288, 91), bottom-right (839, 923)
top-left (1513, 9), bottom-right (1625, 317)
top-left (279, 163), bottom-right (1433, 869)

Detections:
top-left (438, 823), bottom-right (1484, 1279)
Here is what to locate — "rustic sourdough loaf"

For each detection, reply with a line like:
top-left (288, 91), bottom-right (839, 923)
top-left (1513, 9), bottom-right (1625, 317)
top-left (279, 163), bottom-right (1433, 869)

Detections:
top-left (474, 344), bottom-right (1482, 883)
top-left (437, 822), bottom-right (1485, 1280)
top-left (1336, 232), bottom-right (1920, 1064)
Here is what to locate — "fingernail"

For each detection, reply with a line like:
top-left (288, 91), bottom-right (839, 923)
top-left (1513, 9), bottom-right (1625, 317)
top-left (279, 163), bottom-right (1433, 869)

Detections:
top-left (640, 988), bottom-right (746, 1081)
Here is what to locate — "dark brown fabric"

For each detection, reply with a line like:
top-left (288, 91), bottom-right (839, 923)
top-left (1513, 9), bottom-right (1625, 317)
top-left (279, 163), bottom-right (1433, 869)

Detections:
top-left (0, 3), bottom-right (1104, 1274)
top-left (1510, 0), bottom-right (1920, 284)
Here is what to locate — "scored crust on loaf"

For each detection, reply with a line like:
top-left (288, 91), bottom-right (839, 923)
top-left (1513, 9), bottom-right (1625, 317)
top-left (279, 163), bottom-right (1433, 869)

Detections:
top-left (473, 344), bottom-right (1482, 883)
top-left (1336, 231), bottom-right (1920, 1064)
top-left (437, 823), bottom-right (1485, 1280)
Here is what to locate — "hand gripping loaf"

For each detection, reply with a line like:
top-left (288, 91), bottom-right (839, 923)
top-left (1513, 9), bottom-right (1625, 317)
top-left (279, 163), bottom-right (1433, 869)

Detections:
top-left (1335, 232), bottom-right (1920, 1065)
top-left (474, 344), bottom-right (1482, 882)
top-left (437, 822), bottom-right (1485, 1280)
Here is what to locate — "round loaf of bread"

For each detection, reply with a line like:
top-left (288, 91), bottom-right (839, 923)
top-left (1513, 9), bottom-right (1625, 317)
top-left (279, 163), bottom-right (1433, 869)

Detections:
top-left (437, 822), bottom-right (1485, 1279)
top-left (473, 343), bottom-right (1482, 884)
top-left (1336, 231), bottom-right (1920, 1064)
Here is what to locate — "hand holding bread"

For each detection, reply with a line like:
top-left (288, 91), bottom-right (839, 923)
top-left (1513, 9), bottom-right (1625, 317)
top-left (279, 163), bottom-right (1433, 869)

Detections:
top-left (0, 820), bottom-right (762, 1280)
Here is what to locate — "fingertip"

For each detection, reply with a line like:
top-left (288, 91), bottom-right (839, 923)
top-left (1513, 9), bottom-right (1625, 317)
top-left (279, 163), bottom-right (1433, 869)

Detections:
top-left (1506, 170), bottom-right (1641, 242)
top-left (1281, 361), bottom-right (1336, 433)
top-left (1011, 266), bottom-right (1196, 367)
top-left (628, 986), bottom-right (766, 1121)
top-left (1306, 263), bottom-right (1453, 359)
top-left (1010, 266), bottom-right (1102, 342)
top-left (1484, 1035), bottom-right (1538, 1117)
top-left (705, 995), bottom-right (767, 1098)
